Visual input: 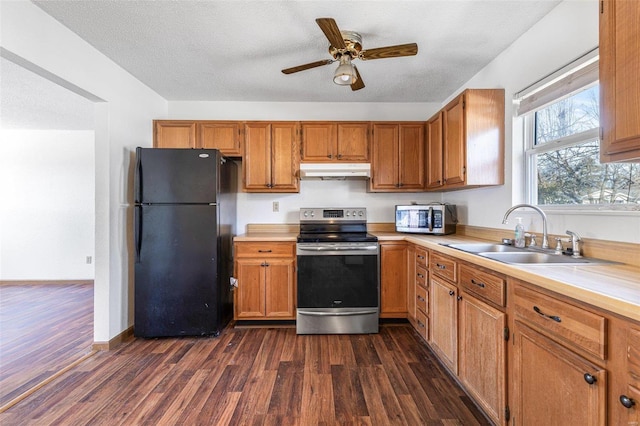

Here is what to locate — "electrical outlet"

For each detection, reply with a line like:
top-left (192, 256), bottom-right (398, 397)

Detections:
top-left (86, 256), bottom-right (92, 264)
top-left (273, 201), bottom-right (279, 212)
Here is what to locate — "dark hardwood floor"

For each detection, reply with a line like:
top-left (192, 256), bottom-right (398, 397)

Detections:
top-left (0, 323), bottom-right (491, 425)
top-left (0, 281), bottom-right (94, 407)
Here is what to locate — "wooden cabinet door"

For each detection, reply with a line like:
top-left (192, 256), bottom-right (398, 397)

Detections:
top-left (264, 258), bottom-right (295, 319)
top-left (301, 122), bottom-right (336, 161)
top-left (600, 0), bottom-right (640, 162)
top-left (426, 112), bottom-right (444, 189)
top-left (243, 122), bottom-right (272, 190)
top-left (443, 94), bottom-right (466, 186)
top-left (512, 321), bottom-right (607, 425)
top-left (398, 123), bottom-right (425, 190)
top-left (371, 123), bottom-right (399, 190)
top-left (336, 122), bottom-right (369, 161)
top-left (380, 242), bottom-right (407, 318)
top-left (198, 121), bottom-right (242, 156)
top-left (430, 275), bottom-right (458, 373)
top-left (154, 121), bottom-right (196, 148)
top-left (235, 259), bottom-right (266, 319)
top-left (459, 292), bottom-right (506, 425)
top-left (270, 122), bottom-right (299, 192)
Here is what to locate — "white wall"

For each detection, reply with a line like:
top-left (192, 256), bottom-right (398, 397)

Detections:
top-left (1, 0), bottom-right (167, 342)
top-left (0, 130), bottom-right (94, 280)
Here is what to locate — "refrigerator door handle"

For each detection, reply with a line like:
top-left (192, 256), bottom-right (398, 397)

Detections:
top-left (134, 147), bottom-right (142, 203)
top-left (135, 206), bottom-right (142, 262)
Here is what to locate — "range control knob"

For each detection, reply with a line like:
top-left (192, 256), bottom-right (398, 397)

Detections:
top-left (303, 211), bottom-right (308, 217)
top-left (358, 210), bottom-right (364, 217)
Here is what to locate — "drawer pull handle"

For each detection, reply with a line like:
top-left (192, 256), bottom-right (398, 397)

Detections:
top-left (583, 373), bottom-right (597, 385)
top-left (533, 306), bottom-right (562, 323)
top-left (620, 395), bottom-right (636, 409)
top-left (417, 295), bottom-right (425, 302)
top-left (417, 273), bottom-right (424, 278)
top-left (258, 249), bottom-right (272, 253)
top-left (471, 279), bottom-right (485, 288)
top-left (436, 263), bottom-right (447, 269)
top-left (448, 290), bottom-right (455, 296)
top-left (417, 255), bottom-right (425, 260)
top-left (418, 320), bottom-right (425, 328)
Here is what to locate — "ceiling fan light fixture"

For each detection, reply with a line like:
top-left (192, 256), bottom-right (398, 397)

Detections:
top-left (333, 56), bottom-right (357, 85)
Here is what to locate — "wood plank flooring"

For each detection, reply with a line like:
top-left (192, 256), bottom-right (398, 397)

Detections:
top-left (0, 324), bottom-right (491, 425)
top-left (0, 282), bottom-right (94, 407)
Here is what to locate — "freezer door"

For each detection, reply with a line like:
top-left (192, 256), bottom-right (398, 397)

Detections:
top-left (135, 148), bottom-right (220, 204)
top-left (134, 204), bottom-right (222, 337)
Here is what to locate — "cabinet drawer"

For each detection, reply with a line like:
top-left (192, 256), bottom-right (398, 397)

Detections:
top-left (430, 252), bottom-right (457, 282)
top-left (416, 247), bottom-right (428, 268)
top-left (513, 284), bottom-right (607, 360)
top-left (235, 242), bottom-right (295, 258)
top-left (416, 265), bottom-right (428, 288)
top-left (416, 285), bottom-right (428, 315)
top-left (459, 264), bottom-right (506, 307)
top-left (415, 309), bottom-right (429, 341)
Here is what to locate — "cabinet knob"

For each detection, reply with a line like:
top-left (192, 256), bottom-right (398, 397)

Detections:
top-left (620, 395), bottom-right (636, 409)
top-left (583, 373), bottom-right (597, 385)
top-left (456, 295), bottom-right (462, 301)
top-left (328, 154), bottom-right (333, 159)
top-left (448, 290), bottom-right (455, 296)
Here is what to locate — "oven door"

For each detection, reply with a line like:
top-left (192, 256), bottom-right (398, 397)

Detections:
top-left (296, 243), bottom-right (379, 334)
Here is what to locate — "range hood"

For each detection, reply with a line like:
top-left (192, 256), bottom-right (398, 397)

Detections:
top-left (299, 163), bottom-right (371, 180)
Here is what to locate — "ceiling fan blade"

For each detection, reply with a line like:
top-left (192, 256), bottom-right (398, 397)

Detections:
top-left (316, 18), bottom-right (346, 50)
top-left (351, 66), bottom-right (365, 91)
top-left (360, 43), bottom-right (418, 60)
top-left (282, 59), bottom-right (333, 74)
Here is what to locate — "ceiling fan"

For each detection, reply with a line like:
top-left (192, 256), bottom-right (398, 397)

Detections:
top-left (282, 18), bottom-right (418, 91)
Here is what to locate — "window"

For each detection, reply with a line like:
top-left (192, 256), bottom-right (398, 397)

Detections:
top-left (519, 54), bottom-right (639, 207)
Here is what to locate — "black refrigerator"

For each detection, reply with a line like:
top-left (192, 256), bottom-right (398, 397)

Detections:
top-left (134, 148), bottom-right (237, 338)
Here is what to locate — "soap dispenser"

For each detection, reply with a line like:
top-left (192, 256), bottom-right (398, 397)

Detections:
top-left (514, 217), bottom-right (525, 248)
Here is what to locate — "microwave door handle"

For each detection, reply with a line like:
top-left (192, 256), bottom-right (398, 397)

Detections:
top-left (428, 207), bottom-right (434, 232)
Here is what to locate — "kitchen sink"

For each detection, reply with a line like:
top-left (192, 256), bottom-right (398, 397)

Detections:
top-left (443, 243), bottom-right (613, 265)
top-left (445, 243), bottom-right (523, 253)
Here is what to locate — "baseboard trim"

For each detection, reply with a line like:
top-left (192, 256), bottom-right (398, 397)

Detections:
top-left (0, 280), bottom-right (93, 286)
top-left (93, 326), bottom-right (134, 351)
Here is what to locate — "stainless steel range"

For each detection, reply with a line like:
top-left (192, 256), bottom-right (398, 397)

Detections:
top-left (296, 207), bottom-right (380, 334)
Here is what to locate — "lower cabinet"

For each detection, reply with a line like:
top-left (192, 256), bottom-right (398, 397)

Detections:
top-left (380, 242), bottom-right (408, 318)
top-left (234, 242), bottom-right (296, 320)
top-left (511, 320), bottom-right (607, 425)
top-left (458, 291), bottom-right (507, 425)
top-left (429, 274), bottom-right (458, 373)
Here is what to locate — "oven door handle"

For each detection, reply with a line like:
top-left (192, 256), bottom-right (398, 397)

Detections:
top-left (297, 309), bottom-right (379, 317)
top-left (297, 245), bottom-right (378, 252)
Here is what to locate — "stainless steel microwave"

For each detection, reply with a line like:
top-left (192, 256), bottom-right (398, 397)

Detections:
top-left (395, 203), bottom-right (457, 235)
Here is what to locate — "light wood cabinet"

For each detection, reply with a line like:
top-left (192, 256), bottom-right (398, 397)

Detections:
top-left (234, 242), bottom-right (296, 320)
top-left (154, 120), bottom-right (196, 148)
top-left (300, 122), bottom-right (369, 162)
top-left (458, 291), bottom-right (507, 425)
top-left (243, 122), bottom-right (299, 192)
top-left (370, 122), bottom-right (425, 192)
top-left (379, 241), bottom-right (408, 318)
top-left (429, 274), bottom-right (458, 373)
top-left (511, 320), bottom-right (606, 425)
top-left (198, 121), bottom-right (243, 156)
top-left (427, 89), bottom-right (505, 191)
top-left (600, 0), bottom-right (640, 162)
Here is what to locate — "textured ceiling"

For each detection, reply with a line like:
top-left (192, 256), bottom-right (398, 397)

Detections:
top-left (31, 0), bottom-right (562, 103)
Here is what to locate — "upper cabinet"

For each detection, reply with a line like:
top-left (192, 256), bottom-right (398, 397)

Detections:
top-left (427, 89), bottom-right (505, 191)
top-left (370, 122), bottom-right (425, 192)
top-left (198, 121), bottom-right (243, 157)
top-left (154, 120), bottom-right (243, 157)
top-left (154, 120), bottom-right (196, 149)
top-left (300, 122), bottom-right (369, 162)
top-left (600, 0), bottom-right (640, 162)
top-left (243, 122), bottom-right (299, 193)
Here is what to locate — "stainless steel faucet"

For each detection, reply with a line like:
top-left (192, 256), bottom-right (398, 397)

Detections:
top-left (502, 204), bottom-right (550, 249)
top-left (566, 230), bottom-right (582, 258)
